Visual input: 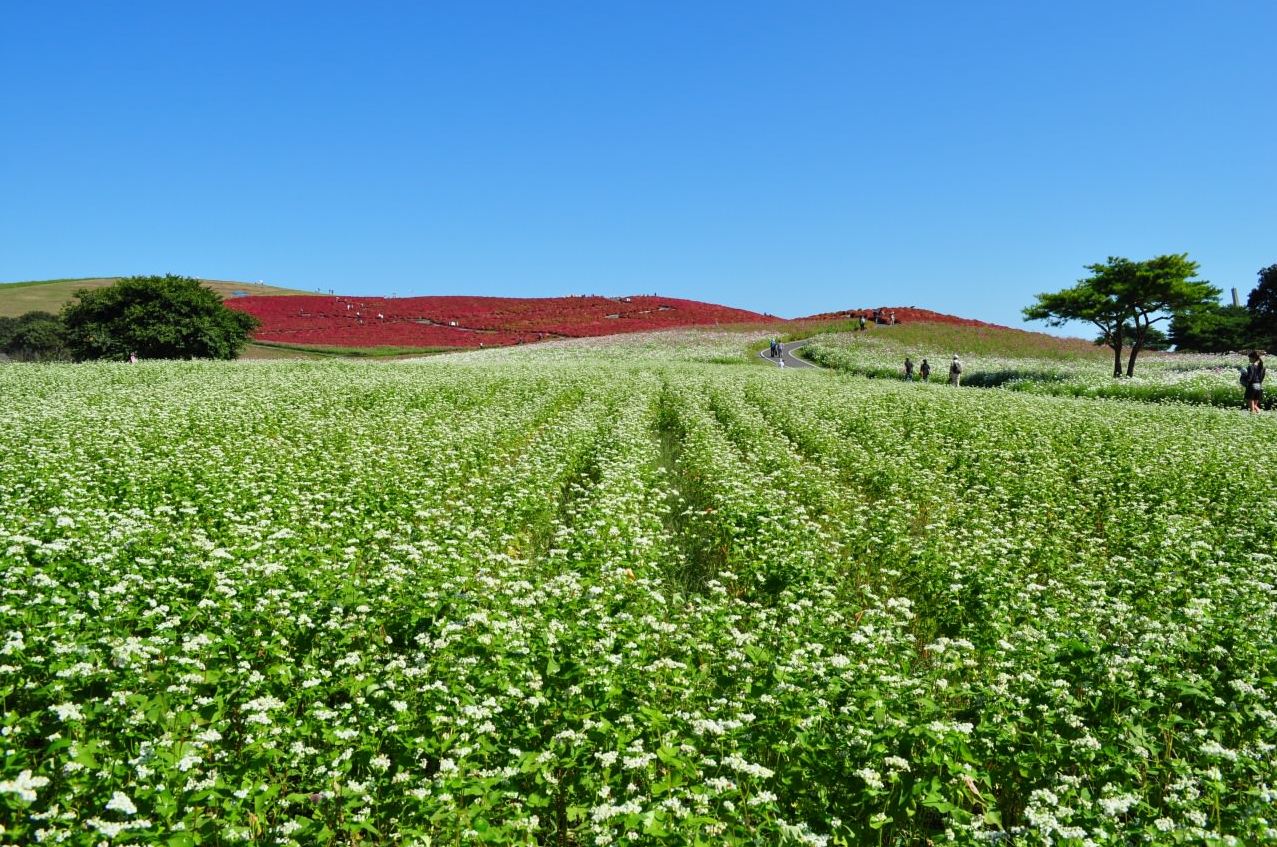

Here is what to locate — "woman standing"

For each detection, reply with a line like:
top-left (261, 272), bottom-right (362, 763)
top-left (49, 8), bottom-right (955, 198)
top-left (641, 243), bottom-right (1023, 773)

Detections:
top-left (1244, 350), bottom-right (1265, 413)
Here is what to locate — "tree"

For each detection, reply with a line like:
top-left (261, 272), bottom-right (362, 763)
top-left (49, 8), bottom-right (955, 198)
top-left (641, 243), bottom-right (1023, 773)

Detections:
top-left (0, 311), bottom-right (69, 361)
top-left (1247, 263), bottom-right (1277, 351)
top-left (60, 275), bottom-right (259, 361)
top-left (1025, 254), bottom-right (1218, 377)
top-left (1169, 303), bottom-right (1252, 352)
top-left (1024, 257), bottom-right (1138, 378)
top-left (1119, 253), bottom-right (1218, 376)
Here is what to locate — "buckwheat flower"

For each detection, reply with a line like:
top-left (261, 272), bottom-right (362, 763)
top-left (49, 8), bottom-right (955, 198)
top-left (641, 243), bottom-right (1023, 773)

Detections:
top-left (50, 703), bottom-right (83, 721)
top-left (855, 767), bottom-right (884, 790)
top-left (1098, 793), bottom-right (1137, 817)
top-left (0, 769), bottom-right (50, 803)
top-left (884, 756), bottom-right (910, 772)
top-left (106, 791), bottom-right (137, 816)
top-left (370, 754), bottom-right (391, 771)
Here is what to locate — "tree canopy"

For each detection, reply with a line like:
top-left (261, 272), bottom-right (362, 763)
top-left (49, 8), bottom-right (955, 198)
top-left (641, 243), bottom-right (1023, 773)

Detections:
top-left (1025, 254), bottom-right (1217, 376)
top-left (0, 311), bottom-right (69, 361)
top-left (1169, 303), bottom-right (1253, 353)
top-left (60, 275), bottom-right (259, 361)
top-left (1247, 264), bottom-right (1277, 351)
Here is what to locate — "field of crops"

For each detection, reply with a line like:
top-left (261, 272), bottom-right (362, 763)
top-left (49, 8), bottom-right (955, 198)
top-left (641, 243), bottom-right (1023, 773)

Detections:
top-left (800, 330), bottom-right (1265, 409)
top-left (3, 351), bottom-right (1276, 845)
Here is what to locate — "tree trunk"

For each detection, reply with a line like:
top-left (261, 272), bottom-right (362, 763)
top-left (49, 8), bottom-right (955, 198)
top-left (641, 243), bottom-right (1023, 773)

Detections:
top-left (1125, 317), bottom-right (1146, 377)
top-left (1111, 323), bottom-right (1124, 378)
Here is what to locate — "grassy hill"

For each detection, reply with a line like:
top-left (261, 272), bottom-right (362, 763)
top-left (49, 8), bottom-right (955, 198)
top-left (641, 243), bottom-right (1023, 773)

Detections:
top-left (0, 277), bottom-right (313, 318)
top-left (788, 318), bottom-right (1107, 362)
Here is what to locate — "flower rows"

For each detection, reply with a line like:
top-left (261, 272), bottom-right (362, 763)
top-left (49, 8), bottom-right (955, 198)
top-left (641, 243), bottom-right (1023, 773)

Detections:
top-left (2, 346), bottom-right (1275, 844)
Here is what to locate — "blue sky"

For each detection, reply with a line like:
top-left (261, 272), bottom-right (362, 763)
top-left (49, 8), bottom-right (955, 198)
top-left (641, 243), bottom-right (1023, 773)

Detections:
top-left (3, 1), bottom-right (1274, 329)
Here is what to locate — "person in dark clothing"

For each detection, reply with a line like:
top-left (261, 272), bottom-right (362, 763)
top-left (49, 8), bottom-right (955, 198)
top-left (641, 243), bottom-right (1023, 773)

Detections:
top-left (919, 358), bottom-right (931, 382)
top-left (1243, 350), bottom-right (1265, 413)
top-left (904, 357), bottom-right (914, 381)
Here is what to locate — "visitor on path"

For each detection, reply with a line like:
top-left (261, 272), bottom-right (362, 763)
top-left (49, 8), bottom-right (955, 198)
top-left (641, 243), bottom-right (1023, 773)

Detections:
top-left (858, 315), bottom-right (866, 331)
top-left (920, 358), bottom-right (931, 382)
top-left (889, 311), bottom-right (896, 326)
top-left (904, 357), bottom-right (914, 380)
top-left (779, 358), bottom-right (785, 369)
top-left (949, 355), bottom-right (962, 387)
top-left (1243, 351), bottom-right (1265, 413)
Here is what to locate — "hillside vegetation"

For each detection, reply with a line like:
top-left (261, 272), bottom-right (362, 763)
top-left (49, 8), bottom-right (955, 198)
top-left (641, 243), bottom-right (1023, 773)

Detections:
top-left (0, 278), bottom-right (312, 318)
top-left (798, 323), bottom-right (1260, 408)
top-left (790, 319), bottom-right (1107, 361)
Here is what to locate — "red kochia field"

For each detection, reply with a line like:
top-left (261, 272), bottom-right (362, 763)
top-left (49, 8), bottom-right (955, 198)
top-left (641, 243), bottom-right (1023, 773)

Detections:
top-left (225, 294), bottom-right (782, 348)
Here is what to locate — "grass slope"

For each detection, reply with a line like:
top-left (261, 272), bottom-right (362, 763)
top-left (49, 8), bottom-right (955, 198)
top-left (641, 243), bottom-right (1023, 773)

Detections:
top-left (789, 319), bottom-right (1107, 361)
top-left (0, 277), bottom-right (314, 318)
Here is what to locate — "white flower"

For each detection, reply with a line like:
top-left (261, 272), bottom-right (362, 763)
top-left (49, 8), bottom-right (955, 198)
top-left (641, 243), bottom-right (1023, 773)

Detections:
top-left (854, 767), bottom-right (884, 790)
top-left (0, 770), bottom-right (50, 803)
top-left (50, 703), bottom-right (84, 721)
top-left (1098, 793), bottom-right (1137, 817)
top-left (106, 791), bottom-right (138, 816)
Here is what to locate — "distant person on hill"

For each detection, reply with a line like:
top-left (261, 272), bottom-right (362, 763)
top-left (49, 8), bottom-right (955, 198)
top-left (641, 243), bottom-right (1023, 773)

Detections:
top-left (919, 358), bottom-right (931, 382)
top-left (904, 357), bottom-right (914, 381)
top-left (1243, 350), bottom-right (1265, 413)
top-left (949, 355), bottom-right (962, 387)
top-left (889, 311), bottom-right (896, 326)
top-left (858, 315), bottom-right (866, 331)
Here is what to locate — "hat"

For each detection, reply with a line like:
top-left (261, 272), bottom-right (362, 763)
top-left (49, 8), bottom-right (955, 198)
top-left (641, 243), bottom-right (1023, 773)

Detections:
top-left (952, 355), bottom-right (959, 360)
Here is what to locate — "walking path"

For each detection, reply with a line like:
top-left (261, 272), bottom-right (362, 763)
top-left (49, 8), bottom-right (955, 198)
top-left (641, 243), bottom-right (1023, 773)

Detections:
top-left (758, 339), bottom-right (818, 369)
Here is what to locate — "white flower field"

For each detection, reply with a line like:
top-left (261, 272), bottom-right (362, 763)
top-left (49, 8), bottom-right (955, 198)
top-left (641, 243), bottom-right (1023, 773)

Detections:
top-left (2, 348), bottom-right (1276, 845)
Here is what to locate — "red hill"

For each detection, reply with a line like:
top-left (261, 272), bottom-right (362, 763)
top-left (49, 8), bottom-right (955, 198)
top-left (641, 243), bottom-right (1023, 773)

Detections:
top-left (225, 294), bottom-right (782, 348)
top-left (794, 306), bottom-right (1010, 329)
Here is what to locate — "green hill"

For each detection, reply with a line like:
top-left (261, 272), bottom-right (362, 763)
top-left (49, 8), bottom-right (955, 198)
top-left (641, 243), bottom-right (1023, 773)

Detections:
top-left (0, 277), bottom-right (314, 318)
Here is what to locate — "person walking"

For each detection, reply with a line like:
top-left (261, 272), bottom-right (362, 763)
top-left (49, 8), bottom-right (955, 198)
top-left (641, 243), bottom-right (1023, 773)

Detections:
top-left (949, 355), bottom-right (962, 387)
top-left (904, 356), bottom-right (914, 381)
top-left (1243, 350), bottom-right (1265, 413)
top-left (919, 358), bottom-right (931, 382)
top-left (858, 315), bottom-right (866, 331)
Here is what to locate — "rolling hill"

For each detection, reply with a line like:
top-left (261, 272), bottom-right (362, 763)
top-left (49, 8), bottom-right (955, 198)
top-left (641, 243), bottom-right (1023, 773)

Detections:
top-left (0, 277), bottom-right (313, 318)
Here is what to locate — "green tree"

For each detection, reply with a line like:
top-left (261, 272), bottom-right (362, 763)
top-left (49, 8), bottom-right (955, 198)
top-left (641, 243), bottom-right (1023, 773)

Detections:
top-left (1247, 263), bottom-right (1277, 351)
top-left (1120, 253), bottom-right (1218, 375)
top-left (1169, 303), bottom-right (1252, 352)
top-left (1024, 257), bottom-right (1138, 378)
top-left (1025, 254), bottom-right (1218, 377)
top-left (0, 311), bottom-right (69, 361)
top-left (60, 275), bottom-right (259, 361)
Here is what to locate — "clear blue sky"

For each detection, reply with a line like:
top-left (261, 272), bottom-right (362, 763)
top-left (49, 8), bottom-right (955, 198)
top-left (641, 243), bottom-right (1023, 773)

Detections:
top-left (3, 1), bottom-right (1274, 329)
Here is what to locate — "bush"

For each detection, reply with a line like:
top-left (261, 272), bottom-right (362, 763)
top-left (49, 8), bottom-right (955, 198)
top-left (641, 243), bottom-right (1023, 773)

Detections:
top-left (0, 311), bottom-right (69, 361)
top-left (60, 275), bottom-right (259, 361)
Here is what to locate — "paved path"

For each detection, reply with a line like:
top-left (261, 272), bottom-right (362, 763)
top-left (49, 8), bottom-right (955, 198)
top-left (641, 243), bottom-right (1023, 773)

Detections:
top-left (758, 339), bottom-right (818, 369)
